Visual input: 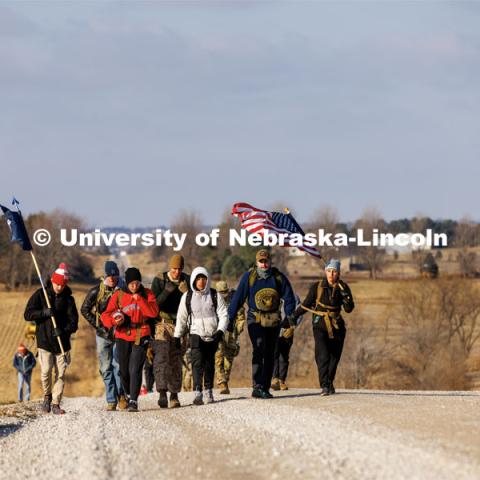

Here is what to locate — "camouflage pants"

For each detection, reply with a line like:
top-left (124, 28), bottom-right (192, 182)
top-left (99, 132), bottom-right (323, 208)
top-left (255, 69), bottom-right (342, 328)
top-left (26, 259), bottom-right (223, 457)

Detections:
top-left (152, 323), bottom-right (183, 393)
top-left (215, 334), bottom-right (239, 386)
top-left (182, 350), bottom-right (193, 392)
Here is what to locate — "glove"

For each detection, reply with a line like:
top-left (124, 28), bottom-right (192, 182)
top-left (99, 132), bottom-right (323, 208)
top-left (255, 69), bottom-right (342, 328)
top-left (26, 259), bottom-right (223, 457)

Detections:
top-left (53, 327), bottom-right (62, 337)
top-left (113, 310), bottom-right (125, 326)
top-left (164, 282), bottom-right (177, 294)
top-left (213, 330), bottom-right (224, 343)
top-left (174, 337), bottom-right (182, 349)
top-left (282, 326), bottom-right (295, 339)
top-left (41, 307), bottom-right (54, 319)
top-left (146, 345), bottom-right (154, 364)
top-left (178, 280), bottom-right (188, 294)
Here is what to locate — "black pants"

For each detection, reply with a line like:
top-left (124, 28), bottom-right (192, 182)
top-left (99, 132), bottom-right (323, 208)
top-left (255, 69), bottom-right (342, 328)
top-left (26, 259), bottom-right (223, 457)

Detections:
top-left (273, 335), bottom-right (294, 382)
top-left (115, 338), bottom-right (147, 401)
top-left (144, 358), bottom-right (154, 392)
top-left (313, 327), bottom-right (346, 389)
top-left (248, 322), bottom-right (280, 391)
top-left (190, 335), bottom-right (218, 391)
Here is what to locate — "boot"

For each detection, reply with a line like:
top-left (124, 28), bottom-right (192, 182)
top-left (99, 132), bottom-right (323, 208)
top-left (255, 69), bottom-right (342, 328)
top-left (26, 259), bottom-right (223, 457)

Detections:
top-left (329, 383), bottom-right (336, 395)
top-left (219, 382), bottom-right (230, 395)
top-left (271, 378), bottom-right (280, 391)
top-left (106, 403), bottom-right (117, 411)
top-left (252, 388), bottom-right (272, 399)
top-left (118, 395), bottom-right (128, 410)
top-left (51, 404), bottom-right (65, 415)
top-left (127, 400), bottom-right (139, 412)
top-left (280, 381), bottom-right (288, 391)
top-left (158, 390), bottom-right (168, 409)
top-left (204, 389), bottom-right (214, 404)
top-left (320, 387), bottom-right (330, 396)
top-left (169, 392), bottom-right (181, 409)
top-left (41, 394), bottom-right (52, 413)
top-left (193, 390), bottom-right (203, 406)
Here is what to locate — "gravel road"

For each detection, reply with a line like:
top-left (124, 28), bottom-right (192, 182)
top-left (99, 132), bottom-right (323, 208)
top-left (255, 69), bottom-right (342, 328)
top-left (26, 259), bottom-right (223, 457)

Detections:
top-left (1, 389), bottom-right (479, 480)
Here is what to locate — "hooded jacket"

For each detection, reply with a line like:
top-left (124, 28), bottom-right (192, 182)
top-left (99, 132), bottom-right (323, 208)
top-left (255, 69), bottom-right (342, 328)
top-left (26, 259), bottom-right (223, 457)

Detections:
top-left (101, 284), bottom-right (159, 342)
top-left (174, 267), bottom-right (228, 342)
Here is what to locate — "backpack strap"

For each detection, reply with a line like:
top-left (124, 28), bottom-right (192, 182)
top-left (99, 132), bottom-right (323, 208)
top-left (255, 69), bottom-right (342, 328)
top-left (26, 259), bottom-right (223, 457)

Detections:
top-left (249, 267), bottom-right (283, 293)
top-left (186, 290), bottom-right (193, 332)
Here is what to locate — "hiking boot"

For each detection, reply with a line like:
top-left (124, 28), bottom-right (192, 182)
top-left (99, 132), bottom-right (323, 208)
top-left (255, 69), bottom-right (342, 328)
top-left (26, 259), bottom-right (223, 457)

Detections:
top-left (193, 391), bottom-right (203, 406)
top-left (252, 388), bottom-right (272, 399)
top-left (158, 390), bottom-right (168, 409)
top-left (204, 389), bottom-right (214, 404)
top-left (219, 383), bottom-right (230, 395)
top-left (118, 395), bottom-right (128, 410)
top-left (262, 389), bottom-right (273, 399)
top-left (41, 394), bottom-right (52, 413)
top-left (320, 387), bottom-right (330, 396)
top-left (280, 382), bottom-right (288, 391)
top-left (139, 385), bottom-right (148, 396)
top-left (127, 400), bottom-right (139, 412)
top-left (329, 384), bottom-right (336, 395)
top-left (106, 403), bottom-right (117, 411)
top-left (51, 404), bottom-right (65, 415)
top-left (169, 392), bottom-right (181, 409)
top-left (271, 378), bottom-right (280, 391)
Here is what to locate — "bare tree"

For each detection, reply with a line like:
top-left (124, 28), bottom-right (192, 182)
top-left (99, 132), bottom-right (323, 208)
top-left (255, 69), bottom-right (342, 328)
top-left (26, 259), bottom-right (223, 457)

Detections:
top-left (354, 208), bottom-right (388, 279)
top-left (170, 209), bottom-right (203, 270)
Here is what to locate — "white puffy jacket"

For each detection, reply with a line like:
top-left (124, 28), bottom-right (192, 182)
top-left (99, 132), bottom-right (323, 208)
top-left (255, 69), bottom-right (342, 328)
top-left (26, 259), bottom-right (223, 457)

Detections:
top-left (174, 266), bottom-right (229, 342)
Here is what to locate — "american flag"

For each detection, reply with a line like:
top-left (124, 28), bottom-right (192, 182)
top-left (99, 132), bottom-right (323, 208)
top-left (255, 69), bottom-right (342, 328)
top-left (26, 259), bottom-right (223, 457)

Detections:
top-left (231, 202), bottom-right (322, 259)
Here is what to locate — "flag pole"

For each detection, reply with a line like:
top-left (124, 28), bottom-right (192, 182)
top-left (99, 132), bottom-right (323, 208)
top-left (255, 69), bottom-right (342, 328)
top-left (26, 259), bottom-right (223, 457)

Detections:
top-left (11, 199), bottom-right (65, 355)
top-left (283, 207), bottom-right (325, 266)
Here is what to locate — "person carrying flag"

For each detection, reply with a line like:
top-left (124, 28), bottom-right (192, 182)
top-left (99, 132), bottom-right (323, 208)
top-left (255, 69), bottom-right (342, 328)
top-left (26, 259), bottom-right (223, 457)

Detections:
top-left (24, 263), bottom-right (78, 414)
top-left (228, 249), bottom-right (296, 399)
top-left (286, 259), bottom-right (354, 395)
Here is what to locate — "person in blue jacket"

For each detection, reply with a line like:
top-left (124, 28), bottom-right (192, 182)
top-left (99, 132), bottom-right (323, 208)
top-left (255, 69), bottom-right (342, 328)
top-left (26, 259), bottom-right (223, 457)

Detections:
top-left (228, 249), bottom-right (296, 399)
top-left (13, 343), bottom-right (36, 402)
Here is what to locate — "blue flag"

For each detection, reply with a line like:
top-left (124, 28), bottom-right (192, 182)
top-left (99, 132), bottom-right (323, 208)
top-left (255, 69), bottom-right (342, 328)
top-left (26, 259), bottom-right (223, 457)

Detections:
top-left (0, 204), bottom-right (33, 251)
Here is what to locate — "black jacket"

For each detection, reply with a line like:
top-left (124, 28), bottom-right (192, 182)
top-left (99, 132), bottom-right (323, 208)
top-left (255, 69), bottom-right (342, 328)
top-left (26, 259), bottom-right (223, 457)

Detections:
top-left (151, 272), bottom-right (190, 320)
top-left (292, 278), bottom-right (354, 330)
top-left (24, 281), bottom-right (79, 354)
top-left (81, 282), bottom-right (118, 340)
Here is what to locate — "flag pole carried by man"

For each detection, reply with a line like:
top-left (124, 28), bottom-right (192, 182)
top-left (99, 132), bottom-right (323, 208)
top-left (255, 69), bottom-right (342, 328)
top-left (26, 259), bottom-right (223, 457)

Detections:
top-left (1, 198), bottom-right (65, 354)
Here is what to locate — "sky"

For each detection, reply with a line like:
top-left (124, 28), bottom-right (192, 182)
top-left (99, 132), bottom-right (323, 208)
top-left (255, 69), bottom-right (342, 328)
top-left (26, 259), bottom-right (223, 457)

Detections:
top-left (0, 1), bottom-right (479, 228)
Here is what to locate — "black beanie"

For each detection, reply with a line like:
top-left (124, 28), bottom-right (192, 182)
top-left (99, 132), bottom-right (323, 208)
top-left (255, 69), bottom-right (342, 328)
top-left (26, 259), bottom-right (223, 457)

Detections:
top-left (125, 267), bottom-right (142, 285)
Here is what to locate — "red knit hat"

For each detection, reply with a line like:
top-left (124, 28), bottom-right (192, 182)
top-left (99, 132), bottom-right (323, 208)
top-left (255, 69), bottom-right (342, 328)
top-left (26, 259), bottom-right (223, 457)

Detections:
top-left (18, 343), bottom-right (27, 353)
top-left (51, 262), bottom-right (69, 286)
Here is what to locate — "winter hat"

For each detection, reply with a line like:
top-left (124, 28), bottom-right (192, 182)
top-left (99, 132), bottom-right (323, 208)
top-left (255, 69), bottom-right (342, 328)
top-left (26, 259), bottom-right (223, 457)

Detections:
top-left (256, 249), bottom-right (271, 262)
top-left (17, 343), bottom-right (27, 353)
top-left (51, 262), bottom-right (69, 286)
top-left (216, 280), bottom-right (228, 293)
top-left (325, 259), bottom-right (341, 272)
top-left (104, 260), bottom-right (120, 277)
top-left (169, 254), bottom-right (184, 270)
top-left (125, 267), bottom-right (142, 285)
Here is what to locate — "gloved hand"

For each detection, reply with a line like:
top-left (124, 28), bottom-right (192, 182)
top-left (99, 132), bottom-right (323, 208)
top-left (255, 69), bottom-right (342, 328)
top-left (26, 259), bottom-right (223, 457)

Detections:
top-left (164, 282), bottom-right (177, 294)
top-left (282, 326), bottom-right (295, 339)
top-left (53, 327), bottom-right (62, 337)
top-left (178, 280), bottom-right (188, 294)
top-left (213, 330), bottom-right (224, 343)
top-left (174, 337), bottom-right (182, 349)
top-left (113, 310), bottom-right (125, 326)
top-left (41, 307), bottom-right (54, 319)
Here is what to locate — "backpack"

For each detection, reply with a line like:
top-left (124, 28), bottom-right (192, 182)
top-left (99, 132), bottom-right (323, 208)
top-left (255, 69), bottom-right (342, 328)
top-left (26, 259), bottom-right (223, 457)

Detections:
top-left (185, 288), bottom-right (218, 332)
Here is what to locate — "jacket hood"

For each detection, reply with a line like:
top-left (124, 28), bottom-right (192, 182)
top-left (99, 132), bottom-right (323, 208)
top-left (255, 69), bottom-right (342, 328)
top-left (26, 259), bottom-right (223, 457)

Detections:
top-left (190, 266), bottom-right (210, 293)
